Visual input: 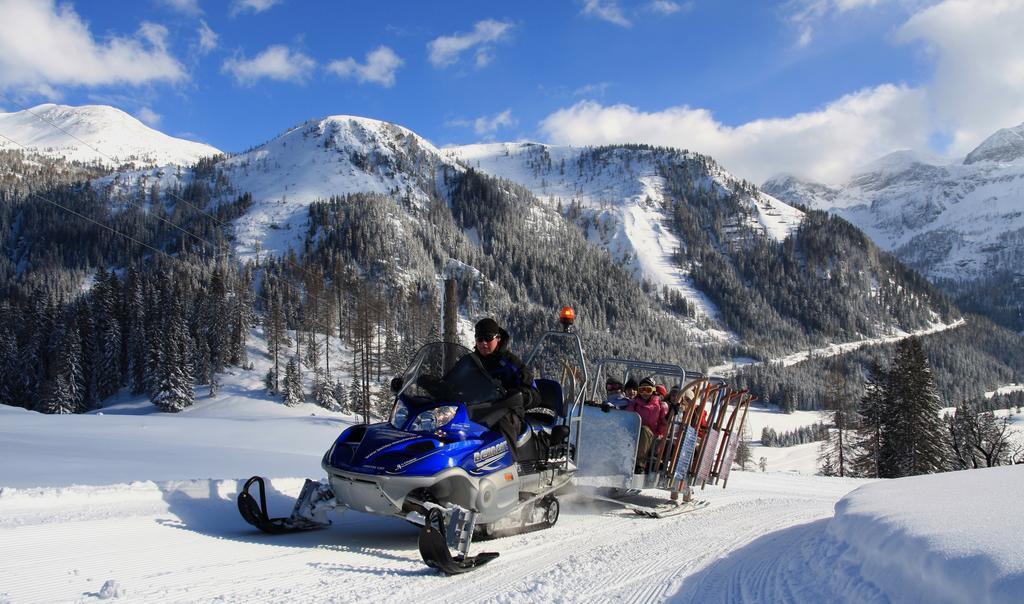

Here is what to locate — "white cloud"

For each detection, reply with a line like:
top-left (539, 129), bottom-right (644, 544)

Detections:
top-left (229, 0), bottom-right (280, 16)
top-left (327, 46), bottom-right (403, 87)
top-left (0, 0), bottom-right (186, 93)
top-left (574, 82), bottom-right (611, 97)
top-left (135, 106), bottom-right (162, 126)
top-left (540, 85), bottom-right (930, 185)
top-left (582, 0), bottom-right (632, 27)
top-left (427, 19), bottom-right (513, 68)
top-left (221, 45), bottom-right (315, 85)
top-left (197, 20), bottom-right (218, 54)
top-left (157, 0), bottom-right (202, 16)
top-left (896, 0), bottom-right (1024, 155)
top-left (785, 0), bottom-right (897, 46)
top-left (648, 1), bottom-right (683, 15)
top-left (474, 109), bottom-right (515, 136)
top-left (543, 0), bottom-right (1024, 184)
top-left (447, 109), bottom-right (516, 138)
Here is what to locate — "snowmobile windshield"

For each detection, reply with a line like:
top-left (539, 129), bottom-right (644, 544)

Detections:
top-left (397, 342), bottom-right (506, 406)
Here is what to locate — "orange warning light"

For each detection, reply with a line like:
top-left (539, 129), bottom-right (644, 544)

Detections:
top-left (559, 306), bottom-right (576, 326)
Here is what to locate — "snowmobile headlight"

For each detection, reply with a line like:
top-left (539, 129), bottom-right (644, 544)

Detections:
top-left (410, 406), bottom-right (458, 432)
top-left (391, 402), bottom-right (410, 428)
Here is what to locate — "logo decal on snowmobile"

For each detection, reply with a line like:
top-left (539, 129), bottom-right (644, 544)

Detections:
top-left (364, 435), bottom-right (418, 460)
top-left (473, 441), bottom-right (508, 466)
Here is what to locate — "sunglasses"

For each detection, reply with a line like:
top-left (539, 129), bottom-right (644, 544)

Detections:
top-left (475, 334), bottom-right (498, 343)
top-left (638, 386), bottom-right (656, 395)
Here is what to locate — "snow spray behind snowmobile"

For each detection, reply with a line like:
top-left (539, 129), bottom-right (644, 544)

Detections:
top-left (238, 308), bottom-right (587, 574)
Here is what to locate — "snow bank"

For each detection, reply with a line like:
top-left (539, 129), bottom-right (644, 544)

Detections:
top-left (828, 465), bottom-right (1024, 603)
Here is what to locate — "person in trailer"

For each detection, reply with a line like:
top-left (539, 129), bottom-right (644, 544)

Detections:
top-left (626, 377), bottom-right (670, 473)
top-left (604, 376), bottom-right (630, 409)
top-left (622, 378), bottom-right (639, 401)
top-left (666, 386), bottom-right (684, 412)
top-left (470, 317), bottom-right (539, 461)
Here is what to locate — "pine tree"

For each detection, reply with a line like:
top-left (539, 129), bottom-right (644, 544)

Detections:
top-left (881, 338), bottom-right (952, 477)
top-left (125, 268), bottom-right (148, 395)
top-left (93, 268), bottom-right (123, 400)
top-left (152, 290), bottom-right (194, 412)
top-left (283, 356), bottom-right (304, 406)
top-left (852, 360), bottom-right (887, 478)
top-left (735, 423), bottom-right (752, 470)
top-left (37, 314), bottom-right (85, 414)
top-left (312, 375), bottom-right (335, 410)
top-left (818, 363), bottom-right (858, 477)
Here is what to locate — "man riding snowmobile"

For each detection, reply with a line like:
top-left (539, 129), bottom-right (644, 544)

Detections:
top-left (470, 318), bottom-right (539, 461)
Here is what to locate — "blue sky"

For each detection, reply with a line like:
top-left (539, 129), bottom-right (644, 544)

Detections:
top-left (2, 0), bottom-right (1023, 183)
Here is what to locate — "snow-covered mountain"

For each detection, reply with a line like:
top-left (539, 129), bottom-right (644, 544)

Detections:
top-left (762, 130), bottom-right (1024, 282)
top-left (448, 142), bottom-right (805, 320)
top-left (18, 104), bottom-right (956, 355)
top-left (0, 104), bottom-right (220, 168)
top-left (218, 115), bottom-right (460, 259)
top-left (105, 115), bottom-right (804, 326)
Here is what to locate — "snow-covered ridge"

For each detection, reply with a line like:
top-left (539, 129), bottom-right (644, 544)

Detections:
top-left (447, 141), bottom-right (804, 322)
top-left (763, 123), bottom-right (1024, 282)
top-left (965, 122), bottom-right (1024, 165)
top-left (218, 114), bottom-right (461, 260)
top-left (0, 104), bottom-right (220, 167)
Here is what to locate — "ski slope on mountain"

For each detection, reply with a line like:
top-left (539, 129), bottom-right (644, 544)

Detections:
top-left (449, 142), bottom-right (804, 322)
top-left (2, 396), bottom-right (1022, 604)
top-left (0, 104), bottom-right (220, 168)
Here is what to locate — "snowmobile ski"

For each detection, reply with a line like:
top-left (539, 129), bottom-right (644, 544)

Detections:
top-left (418, 508), bottom-right (499, 575)
top-left (237, 476), bottom-right (333, 534)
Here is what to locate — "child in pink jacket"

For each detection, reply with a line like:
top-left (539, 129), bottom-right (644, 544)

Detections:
top-left (626, 377), bottom-right (669, 472)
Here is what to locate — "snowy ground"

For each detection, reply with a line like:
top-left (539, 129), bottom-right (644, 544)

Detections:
top-left (3, 387), bottom-right (1023, 603)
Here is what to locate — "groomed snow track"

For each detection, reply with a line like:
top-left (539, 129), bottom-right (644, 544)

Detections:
top-left (0, 474), bottom-right (863, 603)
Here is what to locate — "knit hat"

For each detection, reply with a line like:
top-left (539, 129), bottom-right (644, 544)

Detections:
top-left (606, 376), bottom-right (623, 389)
top-left (624, 378), bottom-right (638, 390)
top-left (655, 384), bottom-right (668, 397)
top-left (474, 318), bottom-right (501, 339)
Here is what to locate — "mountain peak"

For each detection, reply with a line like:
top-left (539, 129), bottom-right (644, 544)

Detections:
top-left (963, 123), bottom-right (1024, 165)
top-left (0, 103), bottom-right (220, 167)
top-left (855, 149), bottom-right (943, 175)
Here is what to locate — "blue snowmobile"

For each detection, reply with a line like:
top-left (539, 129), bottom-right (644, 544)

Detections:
top-left (238, 318), bottom-right (586, 574)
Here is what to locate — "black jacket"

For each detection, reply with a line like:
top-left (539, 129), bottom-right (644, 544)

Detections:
top-left (472, 327), bottom-right (539, 410)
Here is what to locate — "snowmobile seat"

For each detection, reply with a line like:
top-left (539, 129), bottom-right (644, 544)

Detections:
top-left (524, 379), bottom-right (564, 427)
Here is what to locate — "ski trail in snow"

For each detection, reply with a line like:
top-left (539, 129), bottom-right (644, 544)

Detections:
top-left (709, 318), bottom-right (967, 376)
top-left (0, 475), bottom-right (862, 603)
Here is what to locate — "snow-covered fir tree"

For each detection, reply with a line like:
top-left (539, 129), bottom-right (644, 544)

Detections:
top-left (152, 290), bottom-right (194, 412)
top-left (879, 338), bottom-right (952, 477)
top-left (851, 360), bottom-right (887, 478)
top-left (283, 356), bottom-right (304, 406)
